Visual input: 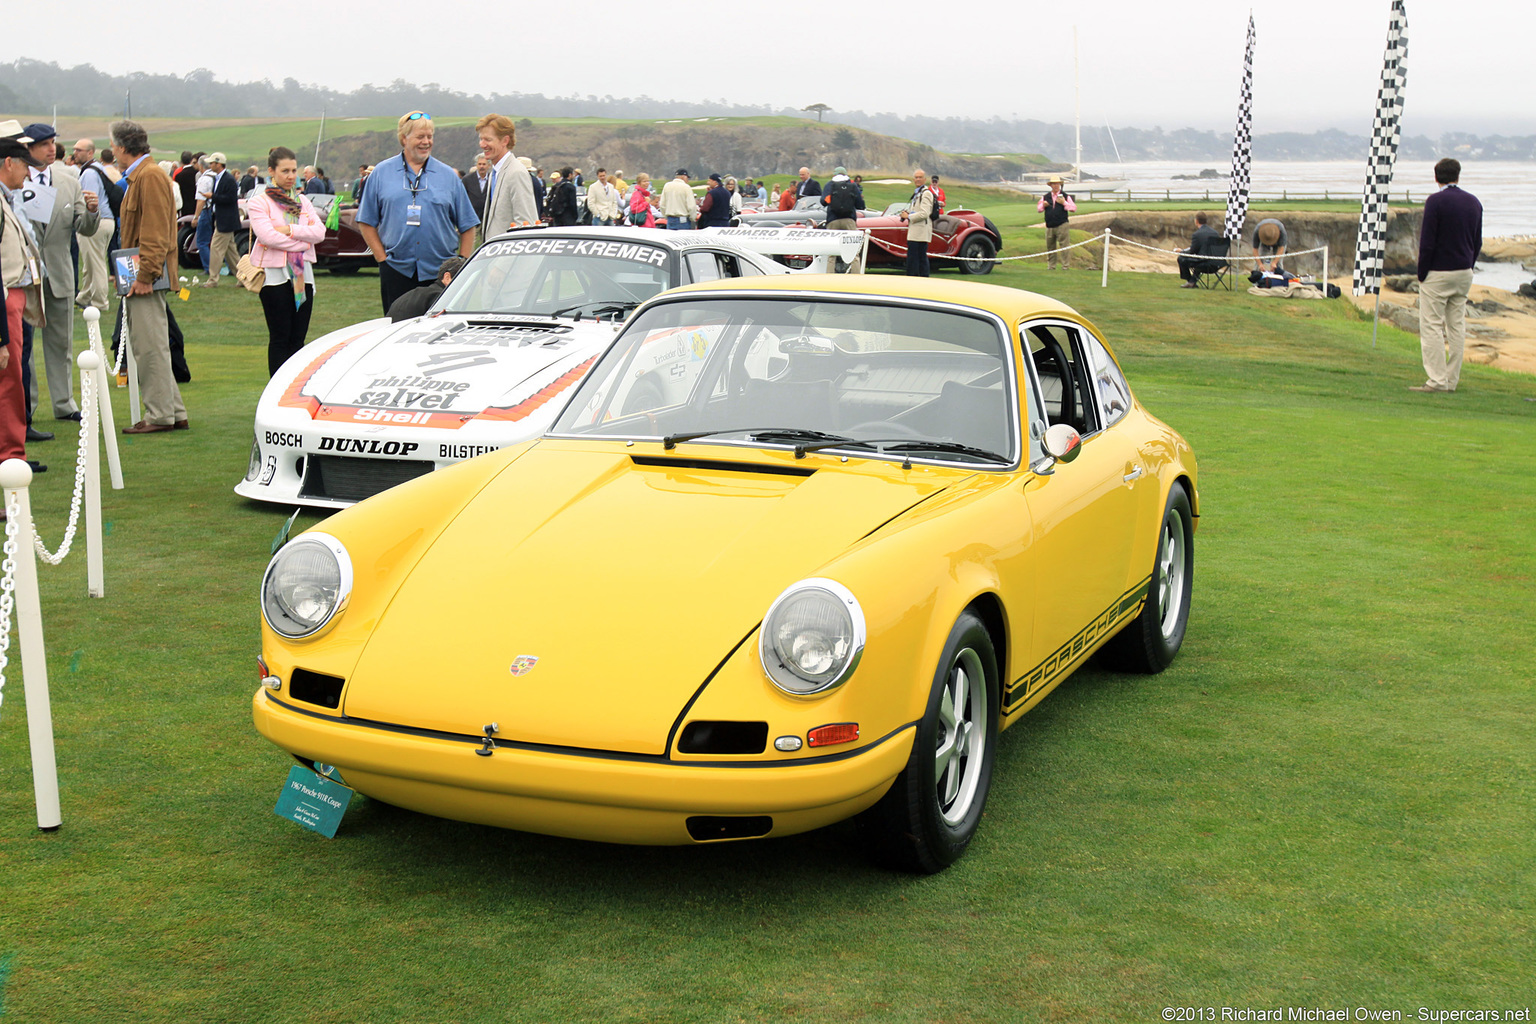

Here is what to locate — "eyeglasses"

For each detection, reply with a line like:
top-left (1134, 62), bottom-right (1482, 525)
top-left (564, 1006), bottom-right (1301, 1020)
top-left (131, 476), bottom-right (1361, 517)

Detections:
top-left (404, 111), bottom-right (431, 122)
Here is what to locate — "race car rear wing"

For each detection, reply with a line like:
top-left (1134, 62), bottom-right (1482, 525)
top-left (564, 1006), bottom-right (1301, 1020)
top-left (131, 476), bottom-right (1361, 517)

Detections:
top-left (701, 227), bottom-right (868, 274)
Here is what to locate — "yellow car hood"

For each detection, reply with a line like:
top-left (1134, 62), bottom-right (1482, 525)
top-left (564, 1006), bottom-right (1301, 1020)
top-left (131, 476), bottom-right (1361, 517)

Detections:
top-left (342, 441), bottom-right (955, 754)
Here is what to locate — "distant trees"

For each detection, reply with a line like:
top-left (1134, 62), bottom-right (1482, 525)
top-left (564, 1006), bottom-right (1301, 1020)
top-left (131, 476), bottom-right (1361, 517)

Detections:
top-left (833, 128), bottom-right (856, 149)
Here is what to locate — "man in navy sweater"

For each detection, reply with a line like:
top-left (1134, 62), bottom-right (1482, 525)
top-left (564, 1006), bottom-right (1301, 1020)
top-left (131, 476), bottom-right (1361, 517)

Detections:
top-left (1412, 158), bottom-right (1482, 393)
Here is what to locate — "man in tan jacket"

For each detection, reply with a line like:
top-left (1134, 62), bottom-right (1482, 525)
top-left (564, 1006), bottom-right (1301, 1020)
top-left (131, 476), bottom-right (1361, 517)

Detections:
top-left (898, 168), bottom-right (937, 277)
top-left (112, 120), bottom-right (187, 434)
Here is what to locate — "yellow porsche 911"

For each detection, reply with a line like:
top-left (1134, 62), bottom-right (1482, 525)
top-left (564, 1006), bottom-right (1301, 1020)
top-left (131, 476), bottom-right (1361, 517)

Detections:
top-left (252, 275), bottom-right (1198, 872)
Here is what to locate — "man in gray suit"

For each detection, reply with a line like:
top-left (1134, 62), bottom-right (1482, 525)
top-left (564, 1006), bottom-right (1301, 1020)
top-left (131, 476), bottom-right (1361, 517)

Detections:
top-left (475, 114), bottom-right (538, 245)
top-left (23, 124), bottom-right (98, 423)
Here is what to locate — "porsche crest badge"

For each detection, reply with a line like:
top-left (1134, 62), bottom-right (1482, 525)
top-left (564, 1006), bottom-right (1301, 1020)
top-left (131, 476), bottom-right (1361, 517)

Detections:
top-left (509, 656), bottom-right (539, 677)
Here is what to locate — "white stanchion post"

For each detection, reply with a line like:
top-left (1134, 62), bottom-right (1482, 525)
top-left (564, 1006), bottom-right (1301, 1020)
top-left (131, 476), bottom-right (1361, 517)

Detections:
top-left (78, 351), bottom-right (105, 599)
top-left (1323, 245), bottom-right (1330, 293)
top-left (0, 459), bottom-right (62, 831)
top-left (81, 307), bottom-right (123, 491)
top-left (1101, 229), bottom-right (1112, 288)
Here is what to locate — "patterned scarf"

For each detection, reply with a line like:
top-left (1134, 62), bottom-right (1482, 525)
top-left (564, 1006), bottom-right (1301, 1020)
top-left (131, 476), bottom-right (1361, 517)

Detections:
top-left (264, 185), bottom-right (308, 308)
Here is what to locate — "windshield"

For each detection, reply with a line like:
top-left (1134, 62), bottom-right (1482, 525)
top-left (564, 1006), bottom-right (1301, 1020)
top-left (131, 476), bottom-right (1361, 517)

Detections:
top-left (436, 236), bottom-right (673, 318)
top-left (552, 296), bottom-right (1018, 465)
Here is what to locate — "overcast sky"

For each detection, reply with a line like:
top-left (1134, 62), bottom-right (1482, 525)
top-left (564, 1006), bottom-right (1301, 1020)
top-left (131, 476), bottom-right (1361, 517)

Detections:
top-left (24, 0), bottom-right (1532, 137)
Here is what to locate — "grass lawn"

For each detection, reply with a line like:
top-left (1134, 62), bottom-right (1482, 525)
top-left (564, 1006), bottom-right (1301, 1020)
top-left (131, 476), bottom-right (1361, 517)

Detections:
top-left (0, 233), bottom-right (1531, 1021)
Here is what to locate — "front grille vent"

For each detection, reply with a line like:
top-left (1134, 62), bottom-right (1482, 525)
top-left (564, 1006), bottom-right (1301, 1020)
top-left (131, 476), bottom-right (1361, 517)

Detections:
top-left (300, 455), bottom-right (433, 503)
top-left (686, 816), bottom-right (773, 842)
top-left (677, 721), bottom-right (769, 754)
top-left (289, 669), bottom-right (345, 709)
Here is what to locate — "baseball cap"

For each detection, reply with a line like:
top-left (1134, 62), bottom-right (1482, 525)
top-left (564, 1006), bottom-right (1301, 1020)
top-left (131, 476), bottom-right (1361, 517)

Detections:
top-left (707, 173), bottom-right (722, 183)
top-left (834, 166), bottom-right (847, 175)
top-left (676, 168), bottom-right (689, 177)
top-left (23, 123), bottom-right (56, 143)
top-left (0, 138), bottom-right (42, 166)
top-left (209, 151), bottom-right (228, 165)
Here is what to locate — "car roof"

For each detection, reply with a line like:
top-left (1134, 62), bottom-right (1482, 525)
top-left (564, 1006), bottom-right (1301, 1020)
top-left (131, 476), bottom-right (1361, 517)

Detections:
top-left (660, 273), bottom-right (1085, 323)
top-left (484, 225), bottom-right (750, 253)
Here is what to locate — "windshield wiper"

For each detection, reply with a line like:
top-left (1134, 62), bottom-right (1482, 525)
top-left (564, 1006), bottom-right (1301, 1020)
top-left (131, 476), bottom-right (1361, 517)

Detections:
top-left (552, 299), bottom-right (641, 319)
top-left (875, 440), bottom-right (1011, 464)
top-left (661, 427), bottom-right (851, 451)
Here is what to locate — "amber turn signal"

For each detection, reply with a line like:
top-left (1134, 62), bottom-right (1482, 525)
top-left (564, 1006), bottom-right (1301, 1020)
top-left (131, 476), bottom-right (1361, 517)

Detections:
top-left (806, 723), bottom-right (859, 748)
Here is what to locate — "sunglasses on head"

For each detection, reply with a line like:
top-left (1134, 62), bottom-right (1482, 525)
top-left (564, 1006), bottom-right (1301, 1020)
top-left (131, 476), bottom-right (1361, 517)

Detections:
top-left (404, 111), bottom-right (431, 122)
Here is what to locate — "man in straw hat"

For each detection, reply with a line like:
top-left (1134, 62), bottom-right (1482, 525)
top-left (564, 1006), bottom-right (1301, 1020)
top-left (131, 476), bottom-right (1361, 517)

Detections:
top-left (1251, 217), bottom-right (1288, 275)
top-left (1038, 175), bottom-right (1075, 270)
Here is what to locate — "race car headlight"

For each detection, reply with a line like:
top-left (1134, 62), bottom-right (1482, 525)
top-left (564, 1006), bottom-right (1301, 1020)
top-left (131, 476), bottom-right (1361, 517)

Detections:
top-left (760, 578), bottom-right (864, 696)
top-left (261, 533), bottom-right (352, 640)
top-left (246, 436), bottom-right (262, 481)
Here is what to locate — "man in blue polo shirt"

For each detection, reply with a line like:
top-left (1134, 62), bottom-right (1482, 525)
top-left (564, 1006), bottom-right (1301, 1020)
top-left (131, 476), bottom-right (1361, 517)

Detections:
top-left (356, 111), bottom-right (480, 314)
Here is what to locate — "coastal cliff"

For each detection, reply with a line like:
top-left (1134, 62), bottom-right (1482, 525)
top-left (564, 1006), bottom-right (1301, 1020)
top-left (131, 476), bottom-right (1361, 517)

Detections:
top-left (1063, 209), bottom-right (1425, 277)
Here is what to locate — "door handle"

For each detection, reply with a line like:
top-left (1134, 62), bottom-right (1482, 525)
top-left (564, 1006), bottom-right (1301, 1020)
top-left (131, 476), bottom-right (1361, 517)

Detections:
top-left (1122, 466), bottom-right (1144, 484)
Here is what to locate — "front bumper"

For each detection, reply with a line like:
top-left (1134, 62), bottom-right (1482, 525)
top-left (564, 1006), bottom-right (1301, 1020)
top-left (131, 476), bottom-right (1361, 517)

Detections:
top-left (252, 690), bottom-right (912, 844)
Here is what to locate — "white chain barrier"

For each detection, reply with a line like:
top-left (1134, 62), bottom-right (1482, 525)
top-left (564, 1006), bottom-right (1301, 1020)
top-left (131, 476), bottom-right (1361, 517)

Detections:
top-left (0, 489), bottom-right (18, 720)
top-left (32, 357), bottom-right (96, 565)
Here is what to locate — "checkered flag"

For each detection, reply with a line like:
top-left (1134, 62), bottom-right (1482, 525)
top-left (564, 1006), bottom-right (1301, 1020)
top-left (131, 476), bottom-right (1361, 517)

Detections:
top-left (1223, 14), bottom-right (1256, 241)
top-left (1353, 0), bottom-right (1410, 296)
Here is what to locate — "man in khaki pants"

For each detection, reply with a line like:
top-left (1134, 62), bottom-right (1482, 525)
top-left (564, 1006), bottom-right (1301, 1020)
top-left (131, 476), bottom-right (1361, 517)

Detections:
top-left (111, 120), bottom-right (187, 433)
top-left (73, 138), bottom-right (116, 312)
top-left (1411, 158), bottom-right (1482, 393)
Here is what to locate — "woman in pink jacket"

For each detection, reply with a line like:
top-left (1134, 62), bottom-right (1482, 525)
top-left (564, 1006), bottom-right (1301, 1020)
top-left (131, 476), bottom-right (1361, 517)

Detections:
top-left (248, 146), bottom-right (326, 374)
top-left (627, 172), bottom-right (656, 228)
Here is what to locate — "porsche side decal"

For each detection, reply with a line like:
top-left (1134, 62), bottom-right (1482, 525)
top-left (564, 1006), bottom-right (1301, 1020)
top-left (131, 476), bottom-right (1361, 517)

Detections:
top-left (1005, 576), bottom-right (1152, 709)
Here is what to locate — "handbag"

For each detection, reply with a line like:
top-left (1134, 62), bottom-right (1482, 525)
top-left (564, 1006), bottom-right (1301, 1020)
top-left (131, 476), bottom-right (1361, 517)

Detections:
top-left (235, 246), bottom-right (265, 293)
top-left (629, 207), bottom-right (647, 226)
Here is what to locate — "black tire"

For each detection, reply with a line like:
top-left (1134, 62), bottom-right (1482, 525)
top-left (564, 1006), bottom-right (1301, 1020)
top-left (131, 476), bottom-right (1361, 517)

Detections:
top-left (1104, 484), bottom-right (1194, 673)
top-left (327, 263), bottom-right (362, 276)
top-left (621, 376), bottom-right (666, 417)
top-left (858, 609), bottom-right (999, 873)
top-left (956, 235), bottom-right (996, 275)
top-left (177, 223), bottom-right (204, 270)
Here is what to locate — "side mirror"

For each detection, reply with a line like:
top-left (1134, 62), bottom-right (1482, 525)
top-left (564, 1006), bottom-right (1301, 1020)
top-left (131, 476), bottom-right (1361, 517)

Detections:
top-left (1032, 423), bottom-right (1082, 476)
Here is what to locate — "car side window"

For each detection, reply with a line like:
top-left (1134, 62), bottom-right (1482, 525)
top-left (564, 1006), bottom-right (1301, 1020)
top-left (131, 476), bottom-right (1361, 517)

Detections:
top-left (1082, 333), bottom-right (1132, 428)
top-left (685, 252), bottom-right (723, 283)
top-left (1024, 323), bottom-right (1099, 436)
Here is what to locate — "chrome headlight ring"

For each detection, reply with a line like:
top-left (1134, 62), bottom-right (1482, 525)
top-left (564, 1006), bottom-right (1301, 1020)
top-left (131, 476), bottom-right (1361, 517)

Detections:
top-left (260, 532), bottom-right (353, 640)
top-left (759, 577), bottom-right (866, 697)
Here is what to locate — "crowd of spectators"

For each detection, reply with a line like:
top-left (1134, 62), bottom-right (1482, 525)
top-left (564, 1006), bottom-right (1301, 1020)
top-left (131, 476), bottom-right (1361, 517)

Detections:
top-left (0, 106), bottom-right (933, 476)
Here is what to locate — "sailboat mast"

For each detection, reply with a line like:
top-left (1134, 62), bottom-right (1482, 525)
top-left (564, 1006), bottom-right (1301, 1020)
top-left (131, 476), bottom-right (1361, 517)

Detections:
top-left (1073, 26), bottom-right (1081, 182)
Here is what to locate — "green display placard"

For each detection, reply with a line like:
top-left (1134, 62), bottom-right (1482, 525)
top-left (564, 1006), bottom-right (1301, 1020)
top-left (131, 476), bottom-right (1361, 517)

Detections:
top-left (273, 766), bottom-right (353, 838)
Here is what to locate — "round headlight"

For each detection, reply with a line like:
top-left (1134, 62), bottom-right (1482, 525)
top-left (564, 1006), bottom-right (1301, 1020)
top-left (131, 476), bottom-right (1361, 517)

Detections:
top-left (759, 578), bottom-right (865, 696)
top-left (246, 436), bottom-right (262, 481)
top-left (261, 533), bottom-right (352, 639)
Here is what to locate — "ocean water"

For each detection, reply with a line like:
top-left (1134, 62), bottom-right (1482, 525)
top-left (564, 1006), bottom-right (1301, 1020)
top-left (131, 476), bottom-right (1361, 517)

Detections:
top-left (1079, 160), bottom-right (1536, 289)
top-left (1079, 160), bottom-right (1536, 238)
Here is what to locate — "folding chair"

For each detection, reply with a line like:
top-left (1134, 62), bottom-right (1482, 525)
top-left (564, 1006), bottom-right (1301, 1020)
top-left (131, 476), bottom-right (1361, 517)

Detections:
top-left (1195, 237), bottom-right (1233, 291)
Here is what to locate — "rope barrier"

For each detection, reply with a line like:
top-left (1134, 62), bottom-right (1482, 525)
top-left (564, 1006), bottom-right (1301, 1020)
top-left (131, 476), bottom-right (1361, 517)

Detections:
top-left (33, 367), bottom-right (95, 565)
top-left (0, 491), bottom-right (18, 720)
top-left (870, 230), bottom-right (1330, 266)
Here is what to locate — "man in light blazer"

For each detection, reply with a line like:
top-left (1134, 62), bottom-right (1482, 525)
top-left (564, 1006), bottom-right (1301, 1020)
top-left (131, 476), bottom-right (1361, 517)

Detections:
top-left (22, 124), bottom-right (98, 423)
top-left (474, 114), bottom-right (538, 244)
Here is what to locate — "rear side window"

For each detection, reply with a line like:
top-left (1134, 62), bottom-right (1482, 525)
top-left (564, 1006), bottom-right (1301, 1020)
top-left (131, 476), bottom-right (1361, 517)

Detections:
top-left (1024, 323), bottom-right (1098, 436)
top-left (1082, 333), bottom-right (1132, 428)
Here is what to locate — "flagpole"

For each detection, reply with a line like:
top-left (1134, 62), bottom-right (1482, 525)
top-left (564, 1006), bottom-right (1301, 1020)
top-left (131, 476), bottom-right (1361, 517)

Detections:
top-left (314, 108), bottom-right (326, 170)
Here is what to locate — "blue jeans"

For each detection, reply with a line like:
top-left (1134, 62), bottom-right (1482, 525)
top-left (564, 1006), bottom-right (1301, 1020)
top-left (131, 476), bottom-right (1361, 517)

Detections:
top-left (195, 207), bottom-right (213, 272)
top-left (666, 216), bottom-right (691, 230)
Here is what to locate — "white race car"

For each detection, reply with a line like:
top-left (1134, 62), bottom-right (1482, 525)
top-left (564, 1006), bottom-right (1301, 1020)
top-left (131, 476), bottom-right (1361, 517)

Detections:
top-left (237, 227), bottom-right (816, 508)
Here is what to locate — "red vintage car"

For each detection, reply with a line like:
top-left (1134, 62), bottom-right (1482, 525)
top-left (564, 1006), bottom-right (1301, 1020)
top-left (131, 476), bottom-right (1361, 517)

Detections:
top-left (736, 198), bottom-right (1003, 275)
top-left (178, 194), bottom-right (374, 275)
